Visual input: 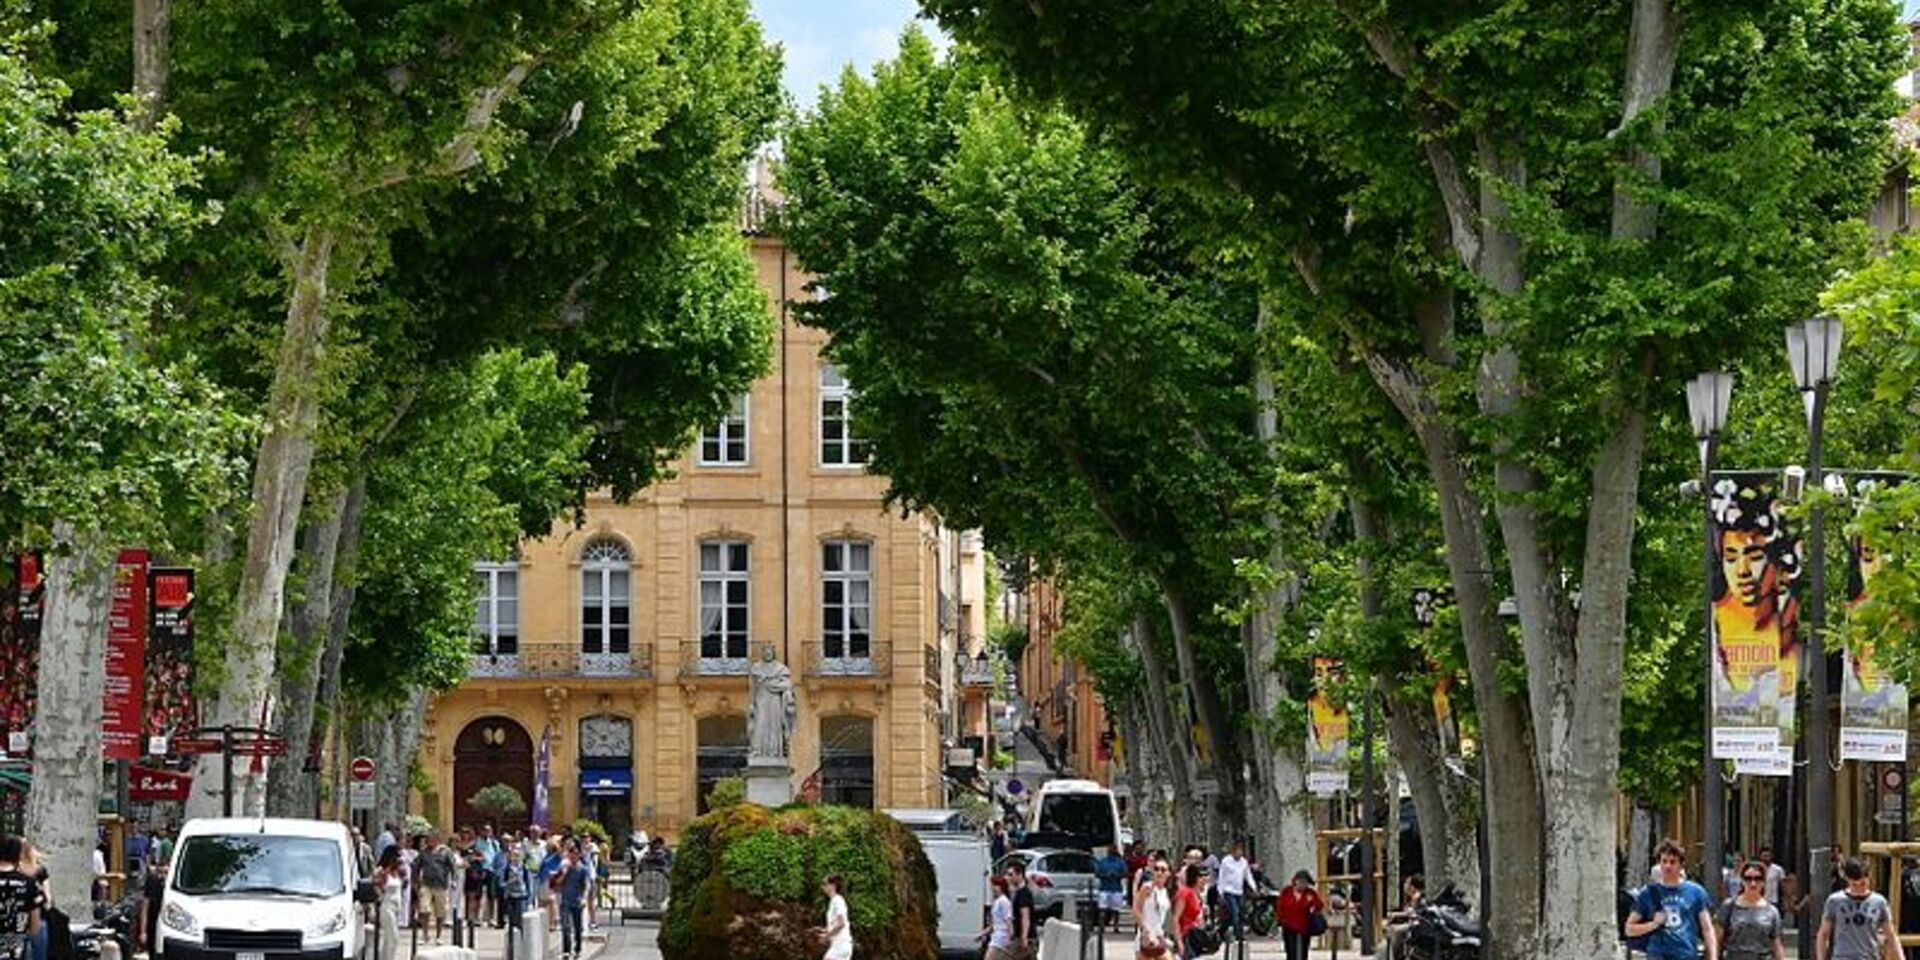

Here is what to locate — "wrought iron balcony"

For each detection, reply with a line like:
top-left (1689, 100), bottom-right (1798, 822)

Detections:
top-left (961, 655), bottom-right (995, 687)
top-left (467, 642), bottom-right (654, 680)
top-left (802, 639), bottom-right (889, 679)
top-left (676, 640), bottom-right (753, 680)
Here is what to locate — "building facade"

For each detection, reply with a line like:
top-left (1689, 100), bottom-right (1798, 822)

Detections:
top-left (417, 193), bottom-right (964, 840)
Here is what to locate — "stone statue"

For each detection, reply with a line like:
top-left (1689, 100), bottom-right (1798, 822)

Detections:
top-left (748, 647), bottom-right (796, 761)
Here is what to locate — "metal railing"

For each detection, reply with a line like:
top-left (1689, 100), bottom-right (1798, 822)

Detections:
top-left (961, 655), bottom-right (995, 687)
top-left (467, 643), bottom-right (655, 679)
top-left (801, 639), bottom-right (889, 678)
top-left (676, 640), bottom-right (753, 679)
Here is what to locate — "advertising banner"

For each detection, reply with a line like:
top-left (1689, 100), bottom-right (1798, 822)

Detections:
top-left (1841, 473), bottom-right (1910, 762)
top-left (532, 724), bottom-right (552, 828)
top-left (128, 767), bottom-right (192, 803)
top-left (1709, 473), bottom-right (1797, 763)
top-left (1306, 657), bottom-right (1350, 796)
top-left (103, 549), bottom-right (149, 761)
top-left (144, 568), bottom-right (198, 755)
top-left (0, 554), bottom-right (42, 754)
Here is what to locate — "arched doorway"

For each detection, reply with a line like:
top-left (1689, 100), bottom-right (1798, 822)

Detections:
top-left (819, 715), bottom-right (874, 809)
top-left (453, 717), bottom-right (534, 832)
top-left (695, 715), bottom-right (747, 814)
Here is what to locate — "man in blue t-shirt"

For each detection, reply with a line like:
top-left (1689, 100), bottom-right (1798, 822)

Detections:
top-left (1627, 839), bottom-right (1721, 960)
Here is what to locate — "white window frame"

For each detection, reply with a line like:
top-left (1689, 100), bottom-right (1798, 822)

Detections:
top-left (821, 539), bottom-right (873, 660)
top-left (698, 393), bottom-right (751, 467)
top-left (472, 562), bottom-right (520, 657)
top-left (818, 364), bottom-right (870, 468)
top-left (698, 540), bottom-right (751, 663)
top-left (580, 539), bottom-right (632, 656)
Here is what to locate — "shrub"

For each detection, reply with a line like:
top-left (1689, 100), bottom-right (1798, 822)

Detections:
top-left (467, 783), bottom-right (528, 824)
top-left (569, 817), bottom-right (610, 845)
top-left (705, 776), bottom-right (746, 810)
top-left (659, 803), bottom-right (938, 960)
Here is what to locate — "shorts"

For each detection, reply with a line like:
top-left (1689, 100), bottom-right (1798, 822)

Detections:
top-left (419, 886), bottom-right (449, 920)
top-left (1099, 891), bottom-right (1128, 911)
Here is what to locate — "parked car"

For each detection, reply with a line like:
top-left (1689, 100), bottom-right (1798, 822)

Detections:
top-left (994, 849), bottom-right (1099, 922)
top-left (157, 818), bottom-right (378, 960)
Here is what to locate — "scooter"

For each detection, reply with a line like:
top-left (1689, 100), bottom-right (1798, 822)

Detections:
top-left (1403, 885), bottom-right (1484, 960)
top-left (73, 897), bottom-right (136, 960)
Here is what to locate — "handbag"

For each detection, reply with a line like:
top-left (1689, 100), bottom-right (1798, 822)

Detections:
top-left (1137, 939), bottom-right (1168, 959)
top-left (1185, 926), bottom-right (1221, 957)
top-left (1307, 910), bottom-right (1329, 937)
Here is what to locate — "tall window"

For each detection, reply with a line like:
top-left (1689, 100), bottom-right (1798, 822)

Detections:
top-left (699, 393), bottom-right (750, 466)
top-left (819, 365), bottom-right (869, 467)
top-left (699, 541), bottom-right (750, 660)
top-left (472, 563), bottom-right (519, 656)
top-left (822, 539), bottom-right (872, 658)
top-left (581, 539), bottom-right (631, 655)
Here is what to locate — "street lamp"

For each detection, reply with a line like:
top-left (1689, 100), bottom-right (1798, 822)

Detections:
top-left (1785, 316), bottom-right (1841, 960)
top-left (1686, 370), bottom-right (1735, 893)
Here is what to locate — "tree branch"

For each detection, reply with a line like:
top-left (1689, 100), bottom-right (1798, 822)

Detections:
top-left (357, 59), bottom-right (539, 194)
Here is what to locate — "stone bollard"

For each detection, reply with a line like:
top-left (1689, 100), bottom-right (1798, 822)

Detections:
top-left (100, 940), bottom-right (121, 960)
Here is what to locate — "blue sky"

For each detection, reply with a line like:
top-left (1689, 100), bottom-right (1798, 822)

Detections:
top-left (750, 0), bottom-right (945, 110)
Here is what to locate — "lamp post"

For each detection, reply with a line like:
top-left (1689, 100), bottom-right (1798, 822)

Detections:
top-left (1686, 371), bottom-right (1735, 892)
top-left (1786, 315), bottom-right (1842, 959)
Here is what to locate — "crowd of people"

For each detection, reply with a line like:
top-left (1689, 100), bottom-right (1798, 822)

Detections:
top-left (1624, 839), bottom-right (1903, 960)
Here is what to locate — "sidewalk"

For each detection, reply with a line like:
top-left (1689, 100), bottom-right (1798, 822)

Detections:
top-left (393, 913), bottom-right (625, 960)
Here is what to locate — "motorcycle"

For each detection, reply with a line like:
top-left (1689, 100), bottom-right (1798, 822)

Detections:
top-left (1403, 884), bottom-right (1483, 960)
top-left (73, 897), bottom-right (137, 960)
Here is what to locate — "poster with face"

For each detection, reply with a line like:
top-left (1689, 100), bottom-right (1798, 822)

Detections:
top-left (1306, 656), bottom-right (1350, 796)
top-left (144, 568), bottom-right (198, 760)
top-left (1841, 474), bottom-right (1908, 762)
top-left (0, 554), bottom-right (41, 754)
top-left (1707, 473), bottom-right (1798, 771)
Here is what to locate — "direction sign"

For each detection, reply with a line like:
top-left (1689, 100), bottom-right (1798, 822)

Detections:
top-left (172, 737), bottom-right (223, 755)
top-left (351, 757), bottom-right (376, 783)
top-left (232, 740), bottom-right (287, 757)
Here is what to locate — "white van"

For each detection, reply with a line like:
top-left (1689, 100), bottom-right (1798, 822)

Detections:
top-left (885, 809), bottom-right (992, 958)
top-left (158, 818), bottom-right (375, 960)
top-left (1029, 779), bottom-right (1123, 851)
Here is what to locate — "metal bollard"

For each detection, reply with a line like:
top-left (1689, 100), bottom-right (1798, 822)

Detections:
top-left (411, 916), bottom-right (420, 958)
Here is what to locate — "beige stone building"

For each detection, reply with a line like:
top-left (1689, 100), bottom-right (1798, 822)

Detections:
top-left (417, 190), bottom-right (970, 840)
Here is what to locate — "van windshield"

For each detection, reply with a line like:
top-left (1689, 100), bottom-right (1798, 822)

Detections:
top-left (1036, 794), bottom-right (1116, 848)
top-left (172, 835), bottom-right (345, 898)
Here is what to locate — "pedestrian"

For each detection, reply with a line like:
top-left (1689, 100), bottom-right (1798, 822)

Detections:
top-left (1172, 864), bottom-right (1205, 960)
top-left (1717, 860), bottom-right (1785, 960)
top-left (1007, 860), bottom-right (1037, 956)
top-left (990, 823), bottom-right (1008, 862)
top-left (1383, 875), bottom-right (1426, 960)
top-left (981, 875), bottom-right (1015, 960)
top-left (138, 856), bottom-right (167, 958)
top-left (1132, 858), bottom-right (1171, 960)
top-left (1095, 845), bottom-right (1129, 929)
top-left (414, 833), bottom-right (457, 945)
top-left (815, 874), bottom-right (854, 960)
top-left (1216, 842), bottom-right (1250, 943)
top-left (373, 847), bottom-right (405, 960)
top-left (1815, 856), bottom-right (1898, 960)
top-left (21, 843), bottom-right (48, 960)
top-left (0, 836), bottom-right (40, 960)
top-left (538, 839), bottom-right (564, 933)
top-left (374, 822), bottom-right (397, 866)
top-left (1276, 870), bottom-right (1326, 960)
top-left (1626, 839), bottom-right (1719, 960)
top-left (555, 846), bottom-right (589, 960)
top-left (1758, 847), bottom-right (1787, 912)
top-left (501, 846), bottom-right (533, 934)
top-left (462, 847), bottom-right (488, 934)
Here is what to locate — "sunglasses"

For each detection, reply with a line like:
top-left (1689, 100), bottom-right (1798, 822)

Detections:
top-left (1743, 875), bottom-right (1764, 883)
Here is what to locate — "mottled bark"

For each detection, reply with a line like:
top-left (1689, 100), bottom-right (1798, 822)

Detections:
top-left (265, 486), bottom-right (349, 817)
top-left (1123, 615), bottom-right (1202, 839)
top-left (24, 524), bottom-right (113, 912)
top-left (131, 0), bottom-right (170, 128)
top-left (189, 225), bottom-right (337, 819)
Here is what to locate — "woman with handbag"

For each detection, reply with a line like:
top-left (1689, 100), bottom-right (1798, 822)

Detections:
top-left (1133, 858), bottom-right (1172, 960)
top-left (1276, 870), bottom-right (1326, 960)
top-left (1172, 864), bottom-right (1205, 959)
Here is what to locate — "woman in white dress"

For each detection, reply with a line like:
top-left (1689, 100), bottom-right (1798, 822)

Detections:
top-left (372, 847), bottom-right (405, 960)
top-left (1133, 857), bottom-right (1172, 960)
top-left (816, 874), bottom-right (854, 960)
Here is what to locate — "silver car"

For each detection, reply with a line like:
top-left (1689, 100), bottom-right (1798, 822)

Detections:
top-left (994, 848), bottom-right (1101, 921)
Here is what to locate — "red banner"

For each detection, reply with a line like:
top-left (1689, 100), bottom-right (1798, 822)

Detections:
top-left (128, 767), bottom-right (192, 802)
top-left (144, 568), bottom-right (197, 748)
top-left (0, 554), bottom-right (43, 753)
top-left (103, 550), bottom-right (149, 761)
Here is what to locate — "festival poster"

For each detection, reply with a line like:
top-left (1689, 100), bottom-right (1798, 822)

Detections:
top-left (0, 554), bottom-right (42, 755)
top-left (1306, 657), bottom-right (1351, 796)
top-left (1709, 473), bottom-right (1796, 763)
top-left (1841, 474), bottom-right (1909, 762)
top-left (102, 549), bottom-right (149, 761)
top-left (144, 568), bottom-right (198, 756)
top-left (532, 724), bottom-right (552, 828)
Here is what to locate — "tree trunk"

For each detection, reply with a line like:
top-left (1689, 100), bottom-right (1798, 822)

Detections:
top-left (131, 0), bottom-right (170, 127)
top-left (1124, 615), bottom-right (1203, 839)
top-left (265, 486), bottom-right (349, 817)
top-left (24, 523), bottom-right (114, 912)
top-left (1380, 681), bottom-right (1480, 897)
top-left (1149, 577), bottom-right (1242, 841)
top-left (1244, 299), bottom-right (1316, 870)
top-left (314, 474), bottom-right (367, 816)
top-left (1117, 697), bottom-right (1178, 849)
top-left (189, 224), bottom-right (338, 820)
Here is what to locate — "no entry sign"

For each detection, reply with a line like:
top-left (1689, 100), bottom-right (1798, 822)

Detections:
top-left (351, 756), bottom-right (376, 782)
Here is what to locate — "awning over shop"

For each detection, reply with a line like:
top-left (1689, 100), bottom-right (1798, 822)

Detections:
top-left (580, 768), bottom-right (632, 798)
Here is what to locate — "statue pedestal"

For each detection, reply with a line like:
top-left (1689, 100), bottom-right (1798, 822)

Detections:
top-left (743, 756), bottom-right (794, 807)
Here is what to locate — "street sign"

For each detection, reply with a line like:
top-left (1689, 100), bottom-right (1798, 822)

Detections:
top-left (172, 737), bottom-right (222, 755)
top-left (350, 756), bottom-right (376, 783)
top-left (231, 740), bottom-right (287, 757)
top-left (147, 736), bottom-right (168, 757)
top-left (1877, 809), bottom-right (1905, 825)
top-left (1007, 779), bottom-right (1025, 796)
top-left (349, 780), bottom-right (375, 812)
